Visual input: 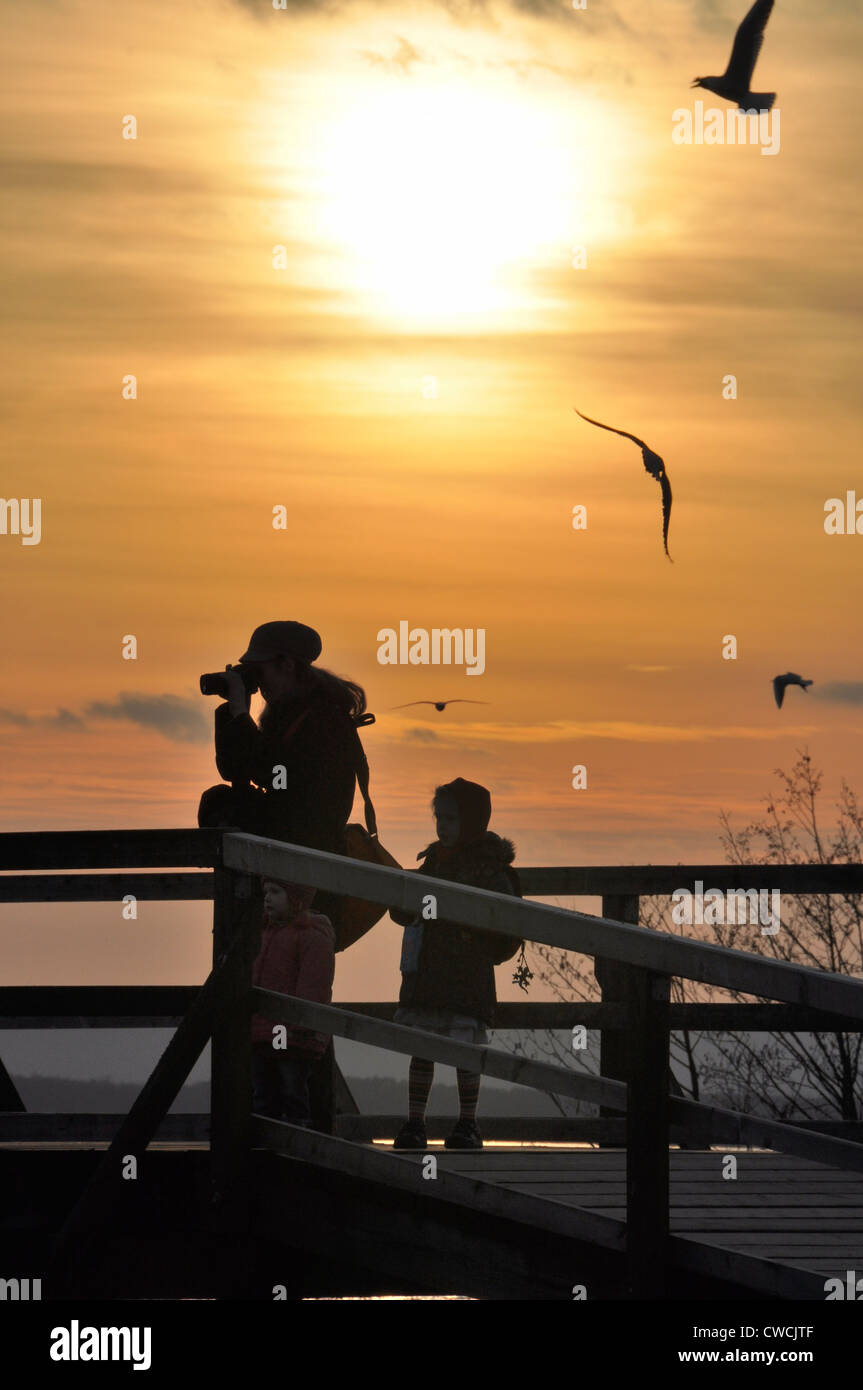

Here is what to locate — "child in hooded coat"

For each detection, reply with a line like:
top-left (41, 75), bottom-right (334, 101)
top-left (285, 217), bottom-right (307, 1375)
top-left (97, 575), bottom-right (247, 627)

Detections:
top-left (391, 778), bottom-right (522, 1151)
top-left (251, 878), bottom-right (335, 1128)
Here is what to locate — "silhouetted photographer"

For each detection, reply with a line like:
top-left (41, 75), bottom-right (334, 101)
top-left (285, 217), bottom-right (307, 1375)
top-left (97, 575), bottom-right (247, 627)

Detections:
top-left (198, 620), bottom-right (369, 938)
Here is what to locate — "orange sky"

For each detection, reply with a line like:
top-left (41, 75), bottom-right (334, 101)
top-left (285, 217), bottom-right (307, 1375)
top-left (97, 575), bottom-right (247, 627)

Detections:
top-left (1, 0), bottom-right (862, 998)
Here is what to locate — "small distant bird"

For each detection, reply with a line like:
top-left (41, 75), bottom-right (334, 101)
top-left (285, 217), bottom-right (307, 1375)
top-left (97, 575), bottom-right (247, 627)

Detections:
top-left (575, 409), bottom-right (673, 560)
top-left (390, 700), bottom-right (489, 712)
top-left (692, 0), bottom-right (777, 111)
top-left (772, 672), bottom-right (813, 709)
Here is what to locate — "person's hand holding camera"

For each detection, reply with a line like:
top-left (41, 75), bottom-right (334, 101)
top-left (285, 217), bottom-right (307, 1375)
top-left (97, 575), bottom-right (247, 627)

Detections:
top-left (224, 665), bottom-right (251, 719)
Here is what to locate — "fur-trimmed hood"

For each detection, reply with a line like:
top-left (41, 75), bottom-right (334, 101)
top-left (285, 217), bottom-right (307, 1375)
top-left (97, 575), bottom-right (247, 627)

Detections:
top-left (419, 831), bottom-right (515, 866)
top-left (418, 832), bottom-right (518, 892)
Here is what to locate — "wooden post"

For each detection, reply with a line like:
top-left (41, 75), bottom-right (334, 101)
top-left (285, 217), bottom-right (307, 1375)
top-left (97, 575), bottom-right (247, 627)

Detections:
top-left (598, 895), bottom-right (670, 1294)
top-left (210, 865), bottom-right (255, 1226)
top-left (596, 894), bottom-right (639, 1139)
top-left (625, 966), bottom-right (670, 1298)
top-left (309, 1042), bottom-right (337, 1135)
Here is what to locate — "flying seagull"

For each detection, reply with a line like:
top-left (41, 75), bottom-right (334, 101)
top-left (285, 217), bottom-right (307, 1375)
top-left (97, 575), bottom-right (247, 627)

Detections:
top-left (772, 672), bottom-right (813, 709)
top-left (575, 409), bottom-right (673, 560)
top-left (692, 0), bottom-right (776, 111)
top-left (391, 700), bottom-right (490, 712)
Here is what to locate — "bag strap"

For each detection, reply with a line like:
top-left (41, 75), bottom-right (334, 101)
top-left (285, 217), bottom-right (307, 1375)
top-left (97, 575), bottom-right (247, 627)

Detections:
top-left (352, 713), bottom-right (378, 840)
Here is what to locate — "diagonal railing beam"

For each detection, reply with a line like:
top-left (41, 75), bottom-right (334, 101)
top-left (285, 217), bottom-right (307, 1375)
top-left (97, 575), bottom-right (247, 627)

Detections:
top-left (668, 1094), bottom-right (863, 1175)
top-left (49, 928), bottom-right (250, 1291)
top-left (253, 989), bottom-right (624, 1110)
top-left (226, 834), bottom-right (863, 1020)
top-left (257, 990), bottom-right (863, 1175)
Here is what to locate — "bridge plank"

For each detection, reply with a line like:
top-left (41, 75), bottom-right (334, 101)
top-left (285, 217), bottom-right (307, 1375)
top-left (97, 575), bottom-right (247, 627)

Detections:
top-left (519, 864), bottom-right (863, 896)
top-left (0, 829), bottom-right (222, 870)
top-left (0, 872), bottom-right (213, 903)
top-left (5, 989), bottom-right (863, 1036)
top-left (404, 1149), bottom-right (863, 1282)
top-left (0, 1113), bottom-right (209, 1142)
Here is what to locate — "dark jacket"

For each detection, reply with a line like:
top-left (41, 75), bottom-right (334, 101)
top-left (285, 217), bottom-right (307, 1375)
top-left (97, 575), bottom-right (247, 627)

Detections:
top-left (394, 834), bottom-right (522, 1026)
top-left (214, 690), bottom-right (357, 853)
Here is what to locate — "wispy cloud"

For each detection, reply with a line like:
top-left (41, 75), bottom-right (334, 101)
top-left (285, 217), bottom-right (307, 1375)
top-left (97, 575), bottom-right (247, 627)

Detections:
top-left (0, 707), bottom-right (86, 729)
top-left (358, 36), bottom-right (425, 73)
top-left (53, 708), bottom-right (87, 729)
top-left (1, 694), bottom-right (209, 744)
top-left (814, 682), bottom-right (863, 706)
top-left (403, 726), bottom-right (442, 742)
top-left (85, 695), bottom-right (210, 744)
top-left (232, 0), bottom-right (623, 27)
top-left (386, 719), bottom-right (819, 746)
top-left (0, 709), bottom-right (31, 727)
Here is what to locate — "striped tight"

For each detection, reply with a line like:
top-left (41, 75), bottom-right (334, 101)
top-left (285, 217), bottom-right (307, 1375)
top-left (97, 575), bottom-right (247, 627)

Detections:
top-left (408, 1057), bottom-right (481, 1122)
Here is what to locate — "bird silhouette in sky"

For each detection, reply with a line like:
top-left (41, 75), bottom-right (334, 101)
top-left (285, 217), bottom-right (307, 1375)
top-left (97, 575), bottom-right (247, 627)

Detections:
top-left (575, 409), bottom-right (673, 561)
top-left (772, 672), bottom-right (813, 709)
top-left (391, 700), bottom-right (490, 712)
top-left (691, 0), bottom-right (777, 111)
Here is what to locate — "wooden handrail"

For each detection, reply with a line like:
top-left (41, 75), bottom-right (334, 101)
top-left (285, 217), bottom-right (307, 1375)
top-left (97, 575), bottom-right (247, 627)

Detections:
top-left (256, 988), bottom-right (863, 1175)
top-left (0, 871), bottom-right (213, 902)
top-left (226, 833), bottom-right (863, 1019)
top-left (4, 828), bottom-right (855, 1015)
top-left (669, 1093), bottom-right (863, 1174)
top-left (522, 864), bottom-right (863, 895)
top-left (0, 828), bottom-right (223, 871)
top-left (252, 987), bottom-right (625, 1109)
top-left (0, 834), bottom-right (860, 895)
top-left (4, 989), bottom-right (863, 1033)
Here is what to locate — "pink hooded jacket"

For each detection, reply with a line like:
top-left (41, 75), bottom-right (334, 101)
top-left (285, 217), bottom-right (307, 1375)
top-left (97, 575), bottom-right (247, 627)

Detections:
top-left (251, 909), bottom-right (336, 1058)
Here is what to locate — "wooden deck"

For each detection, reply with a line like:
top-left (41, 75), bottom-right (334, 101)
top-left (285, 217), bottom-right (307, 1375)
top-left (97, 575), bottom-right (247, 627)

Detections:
top-left (248, 1126), bottom-right (857, 1298)
top-left (411, 1148), bottom-right (863, 1283)
top-left (3, 1131), bottom-right (859, 1299)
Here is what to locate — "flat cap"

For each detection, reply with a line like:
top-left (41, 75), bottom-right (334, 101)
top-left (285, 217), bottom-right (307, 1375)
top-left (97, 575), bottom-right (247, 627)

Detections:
top-left (239, 621), bottom-right (322, 665)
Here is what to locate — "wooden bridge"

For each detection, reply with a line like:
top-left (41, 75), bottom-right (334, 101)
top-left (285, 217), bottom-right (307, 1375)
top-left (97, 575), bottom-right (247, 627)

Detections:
top-left (2, 829), bottom-right (863, 1301)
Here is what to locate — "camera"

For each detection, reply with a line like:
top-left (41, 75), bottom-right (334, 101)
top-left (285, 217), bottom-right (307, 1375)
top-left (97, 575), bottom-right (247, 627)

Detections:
top-left (199, 664), bottom-right (260, 699)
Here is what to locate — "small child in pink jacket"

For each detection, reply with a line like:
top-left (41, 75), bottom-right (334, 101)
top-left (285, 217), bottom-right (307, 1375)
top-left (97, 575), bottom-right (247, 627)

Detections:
top-left (251, 878), bottom-right (336, 1128)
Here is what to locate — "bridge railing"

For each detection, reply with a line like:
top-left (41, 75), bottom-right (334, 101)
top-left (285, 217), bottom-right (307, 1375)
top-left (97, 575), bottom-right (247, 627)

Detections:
top-left (222, 833), bottom-right (863, 1294)
top-left (2, 827), bottom-right (863, 1297)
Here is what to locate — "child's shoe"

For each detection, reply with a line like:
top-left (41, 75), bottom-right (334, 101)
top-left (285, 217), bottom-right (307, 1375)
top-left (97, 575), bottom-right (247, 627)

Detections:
top-left (392, 1119), bottom-right (427, 1150)
top-left (445, 1119), bottom-right (483, 1150)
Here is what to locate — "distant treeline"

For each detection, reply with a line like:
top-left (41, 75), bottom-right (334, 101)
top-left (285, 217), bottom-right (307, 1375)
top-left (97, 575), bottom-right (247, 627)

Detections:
top-left (13, 1076), bottom-right (211, 1113)
top-left (12, 1074), bottom-right (561, 1116)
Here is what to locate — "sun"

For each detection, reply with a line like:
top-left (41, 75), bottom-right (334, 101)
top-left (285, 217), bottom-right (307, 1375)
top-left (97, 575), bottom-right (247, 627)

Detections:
top-left (307, 74), bottom-right (627, 326)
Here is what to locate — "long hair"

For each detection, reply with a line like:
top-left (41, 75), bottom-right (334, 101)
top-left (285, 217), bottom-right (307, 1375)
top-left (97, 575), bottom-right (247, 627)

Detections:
top-left (301, 663), bottom-right (367, 720)
top-left (258, 661), bottom-right (367, 734)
